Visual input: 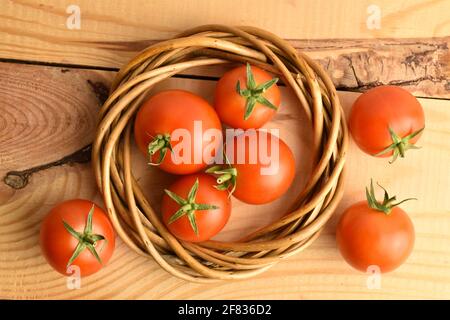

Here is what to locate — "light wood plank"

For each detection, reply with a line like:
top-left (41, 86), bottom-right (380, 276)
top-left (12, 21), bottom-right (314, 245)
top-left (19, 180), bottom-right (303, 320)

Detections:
top-left (0, 1), bottom-right (449, 58)
top-left (1, 1), bottom-right (449, 98)
top-left (0, 62), bottom-right (449, 299)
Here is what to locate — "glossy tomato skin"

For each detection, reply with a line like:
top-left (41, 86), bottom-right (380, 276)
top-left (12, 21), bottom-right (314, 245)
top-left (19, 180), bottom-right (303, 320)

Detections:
top-left (336, 201), bottom-right (415, 273)
top-left (349, 86), bottom-right (425, 156)
top-left (214, 65), bottom-right (281, 129)
top-left (161, 174), bottom-right (231, 242)
top-left (227, 130), bottom-right (295, 204)
top-left (134, 90), bottom-right (222, 174)
top-left (40, 199), bottom-right (115, 277)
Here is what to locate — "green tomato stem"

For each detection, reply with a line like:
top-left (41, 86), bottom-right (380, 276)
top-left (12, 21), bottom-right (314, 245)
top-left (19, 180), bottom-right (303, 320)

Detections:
top-left (164, 179), bottom-right (219, 236)
top-left (63, 205), bottom-right (106, 268)
top-left (147, 133), bottom-right (172, 165)
top-left (365, 179), bottom-right (416, 215)
top-left (236, 63), bottom-right (279, 121)
top-left (373, 127), bottom-right (424, 163)
top-left (205, 165), bottom-right (237, 197)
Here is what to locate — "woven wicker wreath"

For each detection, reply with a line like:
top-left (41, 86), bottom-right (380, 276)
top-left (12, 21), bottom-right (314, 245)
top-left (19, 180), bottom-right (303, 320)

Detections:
top-left (92, 25), bottom-right (348, 282)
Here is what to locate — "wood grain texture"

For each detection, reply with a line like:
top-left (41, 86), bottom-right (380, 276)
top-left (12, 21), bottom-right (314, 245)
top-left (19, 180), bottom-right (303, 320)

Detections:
top-left (1, 62), bottom-right (449, 299)
top-left (168, 37), bottom-right (450, 99)
top-left (296, 38), bottom-right (450, 99)
top-left (0, 1), bottom-right (449, 98)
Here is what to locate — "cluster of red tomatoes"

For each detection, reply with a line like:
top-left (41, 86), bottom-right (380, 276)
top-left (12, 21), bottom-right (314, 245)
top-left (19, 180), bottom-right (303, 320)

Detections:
top-left (39, 64), bottom-right (425, 278)
top-left (134, 63), bottom-right (295, 242)
top-left (39, 63), bottom-right (297, 277)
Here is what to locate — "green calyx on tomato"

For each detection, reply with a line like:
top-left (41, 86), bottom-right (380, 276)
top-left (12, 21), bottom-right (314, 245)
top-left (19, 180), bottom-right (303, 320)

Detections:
top-left (374, 127), bottom-right (424, 163)
top-left (236, 63), bottom-right (279, 120)
top-left (62, 205), bottom-right (107, 268)
top-left (365, 179), bottom-right (416, 215)
top-left (164, 178), bottom-right (219, 236)
top-left (205, 164), bottom-right (237, 196)
top-left (147, 133), bottom-right (173, 166)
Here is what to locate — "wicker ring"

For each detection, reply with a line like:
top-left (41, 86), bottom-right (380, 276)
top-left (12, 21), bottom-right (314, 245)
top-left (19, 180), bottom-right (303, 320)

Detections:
top-left (92, 25), bottom-right (348, 282)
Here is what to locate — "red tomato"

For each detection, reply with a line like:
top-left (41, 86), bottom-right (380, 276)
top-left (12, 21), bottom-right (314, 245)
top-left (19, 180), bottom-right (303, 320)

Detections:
top-left (349, 86), bottom-right (425, 162)
top-left (134, 90), bottom-right (222, 174)
top-left (161, 174), bottom-right (231, 242)
top-left (336, 182), bottom-right (415, 273)
top-left (209, 130), bottom-right (295, 204)
top-left (214, 63), bottom-right (281, 129)
top-left (40, 199), bottom-right (115, 277)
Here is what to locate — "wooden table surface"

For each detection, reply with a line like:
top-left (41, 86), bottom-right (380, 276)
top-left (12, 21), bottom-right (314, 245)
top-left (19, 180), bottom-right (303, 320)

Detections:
top-left (0, 0), bottom-right (449, 299)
